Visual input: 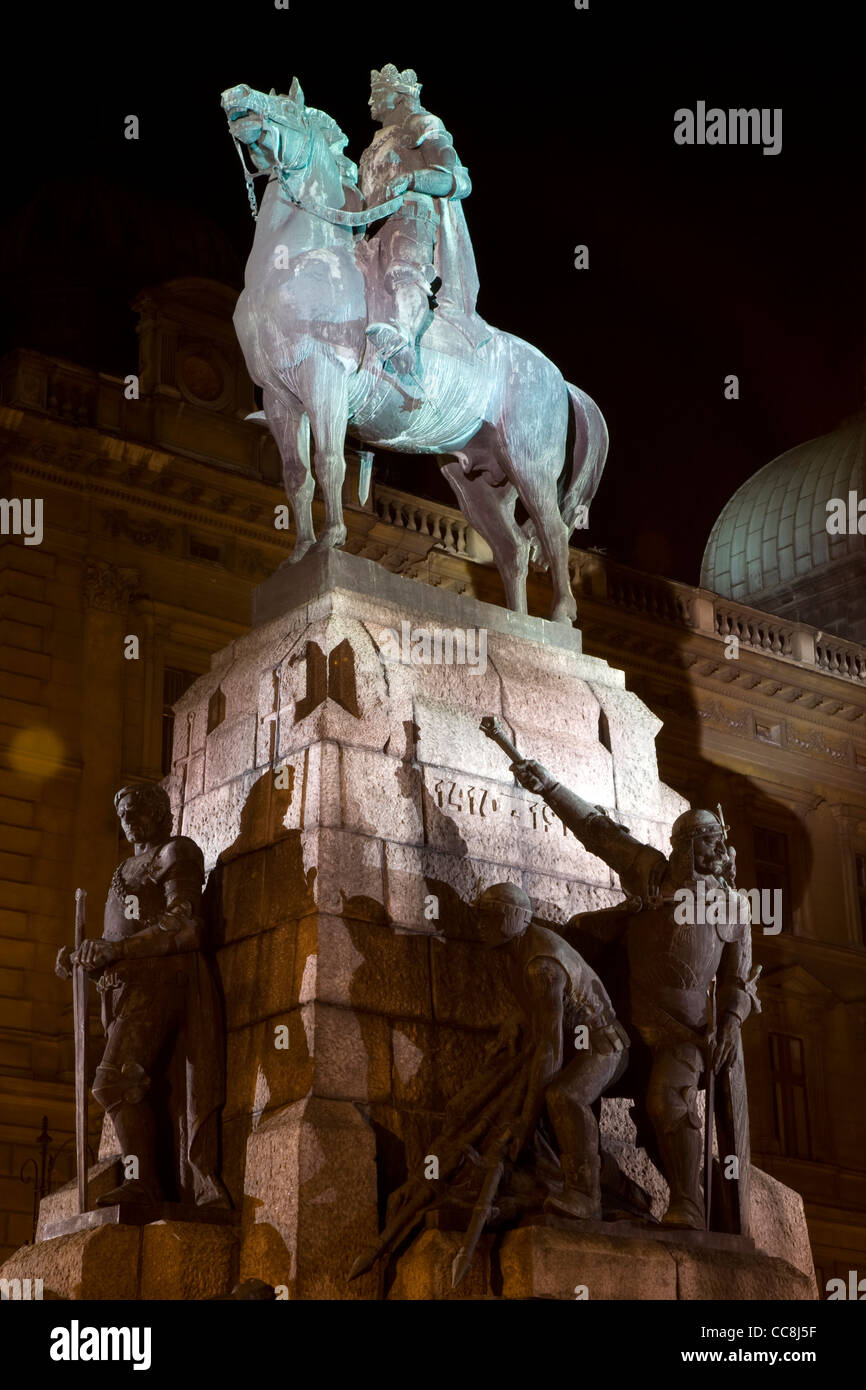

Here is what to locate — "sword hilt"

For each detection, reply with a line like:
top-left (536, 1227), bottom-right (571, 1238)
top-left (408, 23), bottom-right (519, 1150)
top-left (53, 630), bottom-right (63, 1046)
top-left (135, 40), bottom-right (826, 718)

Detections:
top-left (74, 887), bottom-right (87, 950)
top-left (480, 715), bottom-right (522, 765)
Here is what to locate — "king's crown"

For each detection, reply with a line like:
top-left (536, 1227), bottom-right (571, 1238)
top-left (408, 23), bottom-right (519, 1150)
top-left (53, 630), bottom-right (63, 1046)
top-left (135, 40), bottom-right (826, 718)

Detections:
top-left (370, 64), bottom-right (421, 98)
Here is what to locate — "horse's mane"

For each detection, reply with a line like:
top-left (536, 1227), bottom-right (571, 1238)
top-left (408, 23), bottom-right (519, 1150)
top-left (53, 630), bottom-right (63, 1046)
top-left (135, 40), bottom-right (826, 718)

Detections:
top-left (305, 105), bottom-right (346, 150)
top-left (305, 105), bottom-right (358, 185)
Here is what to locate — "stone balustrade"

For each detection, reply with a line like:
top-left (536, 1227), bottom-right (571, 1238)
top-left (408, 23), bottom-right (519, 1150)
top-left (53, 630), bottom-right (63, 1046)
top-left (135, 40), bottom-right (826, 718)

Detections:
top-left (815, 634), bottom-right (866, 683)
top-left (369, 492), bottom-right (866, 686)
top-left (713, 603), bottom-right (799, 658)
top-left (373, 485), bottom-right (491, 561)
top-left (568, 552), bottom-right (866, 685)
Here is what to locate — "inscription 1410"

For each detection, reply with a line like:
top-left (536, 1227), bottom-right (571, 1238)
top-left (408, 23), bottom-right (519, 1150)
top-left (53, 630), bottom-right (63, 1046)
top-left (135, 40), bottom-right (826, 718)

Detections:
top-left (432, 779), bottom-right (574, 836)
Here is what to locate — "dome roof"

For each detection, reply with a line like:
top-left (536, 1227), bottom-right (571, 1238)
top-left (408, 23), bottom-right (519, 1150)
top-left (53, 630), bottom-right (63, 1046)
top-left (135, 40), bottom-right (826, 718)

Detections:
top-left (701, 408), bottom-right (866, 606)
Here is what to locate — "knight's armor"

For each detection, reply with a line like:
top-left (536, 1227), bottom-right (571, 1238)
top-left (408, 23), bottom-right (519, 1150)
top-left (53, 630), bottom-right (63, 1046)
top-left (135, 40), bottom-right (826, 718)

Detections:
top-left (92, 834), bottom-right (228, 1209)
top-left (542, 784), bottom-right (759, 1229)
top-left (359, 66), bottom-right (471, 375)
top-left (102, 836), bottom-right (203, 947)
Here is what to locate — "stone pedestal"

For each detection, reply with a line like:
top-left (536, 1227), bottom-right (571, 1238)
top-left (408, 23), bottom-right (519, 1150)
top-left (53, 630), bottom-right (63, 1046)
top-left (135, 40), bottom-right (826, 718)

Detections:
top-left (0, 1219), bottom-right (237, 1300)
top-left (40, 1202), bottom-right (238, 1241)
top-left (0, 550), bottom-right (817, 1299)
top-left (388, 1224), bottom-right (815, 1301)
top-left (166, 550), bottom-right (693, 1298)
top-left (1, 1156), bottom-right (241, 1299)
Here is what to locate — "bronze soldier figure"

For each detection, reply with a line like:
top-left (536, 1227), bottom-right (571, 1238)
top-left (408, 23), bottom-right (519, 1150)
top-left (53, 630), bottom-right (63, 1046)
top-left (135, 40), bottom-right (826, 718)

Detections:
top-left (478, 882), bottom-right (630, 1221)
top-left (350, 880), bottom-right (631, 1283)
top-left (507, 759), bottom-right (760, 1231)
top-left (56, 784), bottom-right (230, 1210)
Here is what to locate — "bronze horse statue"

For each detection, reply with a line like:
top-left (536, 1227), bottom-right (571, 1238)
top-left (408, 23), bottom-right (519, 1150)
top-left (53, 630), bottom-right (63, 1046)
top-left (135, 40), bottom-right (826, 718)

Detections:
top-left (222, 79), bottom-right (608, 623)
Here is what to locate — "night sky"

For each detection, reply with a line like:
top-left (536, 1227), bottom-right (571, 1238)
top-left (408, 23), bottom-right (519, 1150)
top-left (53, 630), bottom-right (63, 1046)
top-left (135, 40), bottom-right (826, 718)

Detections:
top-left (2, 1), bottom-right (863, 586)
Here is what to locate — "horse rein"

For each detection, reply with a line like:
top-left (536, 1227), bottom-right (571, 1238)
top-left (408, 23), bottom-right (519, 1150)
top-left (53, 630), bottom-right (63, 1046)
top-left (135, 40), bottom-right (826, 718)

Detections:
top-left (233, 113), bottom-right (405, 229)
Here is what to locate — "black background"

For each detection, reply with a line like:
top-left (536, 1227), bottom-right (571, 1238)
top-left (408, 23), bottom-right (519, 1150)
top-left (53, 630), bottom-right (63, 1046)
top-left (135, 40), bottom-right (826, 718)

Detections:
top-left (2, 0), bottom-right (863, 584)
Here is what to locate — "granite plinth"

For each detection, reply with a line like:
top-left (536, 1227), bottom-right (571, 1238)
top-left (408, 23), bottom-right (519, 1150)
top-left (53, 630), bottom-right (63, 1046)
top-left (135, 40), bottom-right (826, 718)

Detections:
top-left (425, 1206), bottom-right (755, 1254)
top-left (252, 547), bottom-right (583, 652)
top-left (154, 564), bottom-right (814, 1298)
top-left (0, 1219), bottom-right (239, 1300)
top-left (390, 1226), bottom-right (815, 1301)
top-left (43, 1203), bottom-right (240, 1240)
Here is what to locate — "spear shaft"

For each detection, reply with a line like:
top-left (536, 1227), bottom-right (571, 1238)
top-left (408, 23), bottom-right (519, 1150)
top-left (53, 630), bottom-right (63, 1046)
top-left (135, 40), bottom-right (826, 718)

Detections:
top-left (73, 889), bottom-right (88, 1213)
top-left (704, 977), bottom-right (716, 1230)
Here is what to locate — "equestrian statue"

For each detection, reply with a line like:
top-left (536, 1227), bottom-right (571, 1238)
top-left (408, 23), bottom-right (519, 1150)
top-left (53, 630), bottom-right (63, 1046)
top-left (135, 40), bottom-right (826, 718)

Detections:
top-left (221, 65), bottom-right (609, 623)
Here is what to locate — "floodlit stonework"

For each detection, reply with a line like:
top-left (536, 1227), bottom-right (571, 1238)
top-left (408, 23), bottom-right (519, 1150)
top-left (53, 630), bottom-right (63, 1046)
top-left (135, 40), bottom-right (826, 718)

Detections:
top-left (1, 280), bottom-right (864, 1293)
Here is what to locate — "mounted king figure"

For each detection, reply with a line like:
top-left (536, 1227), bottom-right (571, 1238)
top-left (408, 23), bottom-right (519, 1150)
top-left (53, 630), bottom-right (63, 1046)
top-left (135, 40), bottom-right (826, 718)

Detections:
top-left (359, 63), bottom-right (483, 375)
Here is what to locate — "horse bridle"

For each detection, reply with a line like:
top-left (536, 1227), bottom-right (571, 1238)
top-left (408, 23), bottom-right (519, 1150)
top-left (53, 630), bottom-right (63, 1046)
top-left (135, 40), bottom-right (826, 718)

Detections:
top-left (231, 106), bottom-right (405, 229)
top-left (231, 108), bottom-right (315, 221)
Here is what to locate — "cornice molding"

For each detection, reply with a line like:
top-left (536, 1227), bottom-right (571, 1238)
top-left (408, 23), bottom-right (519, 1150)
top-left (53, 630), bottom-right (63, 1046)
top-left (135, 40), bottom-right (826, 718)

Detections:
top-left (584, 633), bottom-right (866, 775)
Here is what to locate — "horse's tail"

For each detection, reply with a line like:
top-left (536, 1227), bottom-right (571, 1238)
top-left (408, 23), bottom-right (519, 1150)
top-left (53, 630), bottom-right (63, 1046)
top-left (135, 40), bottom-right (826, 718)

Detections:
top-left (560, 382), bottom-right (609, 536)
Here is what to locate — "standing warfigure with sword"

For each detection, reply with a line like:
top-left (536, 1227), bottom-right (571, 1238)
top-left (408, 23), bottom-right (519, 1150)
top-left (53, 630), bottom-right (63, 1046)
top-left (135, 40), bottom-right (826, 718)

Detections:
top-left (481, 716), bottom-right (761, 1233)
top-left (56, 783), bottom-right (231, 1212)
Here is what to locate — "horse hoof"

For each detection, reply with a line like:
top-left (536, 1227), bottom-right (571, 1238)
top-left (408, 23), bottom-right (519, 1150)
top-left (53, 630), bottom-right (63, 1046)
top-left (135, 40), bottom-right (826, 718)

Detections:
top-left (310, 528), bottom-right (347, 552)
top-left (278, 542), bottom-right (315, 569)
top-left (550, 601), bottom-right (578, 625)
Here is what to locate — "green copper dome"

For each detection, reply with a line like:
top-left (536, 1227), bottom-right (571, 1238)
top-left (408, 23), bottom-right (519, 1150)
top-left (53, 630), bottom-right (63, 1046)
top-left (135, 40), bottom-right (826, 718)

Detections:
top-left (701, 409), bottom-right (866, 642)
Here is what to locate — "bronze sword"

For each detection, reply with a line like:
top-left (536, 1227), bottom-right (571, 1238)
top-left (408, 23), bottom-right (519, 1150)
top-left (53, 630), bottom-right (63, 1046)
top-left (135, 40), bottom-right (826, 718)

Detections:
top-left (73, 888), bottom-right (88, 1213)
top-left (701, 803), bottom-right (734, 1231)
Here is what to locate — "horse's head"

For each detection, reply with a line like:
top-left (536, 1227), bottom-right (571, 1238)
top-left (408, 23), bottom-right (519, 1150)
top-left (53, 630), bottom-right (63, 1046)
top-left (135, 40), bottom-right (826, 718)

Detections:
top-left (221, 77), bottom-right (312, 179)
top-left (223, 78), bottom-right (358, 220)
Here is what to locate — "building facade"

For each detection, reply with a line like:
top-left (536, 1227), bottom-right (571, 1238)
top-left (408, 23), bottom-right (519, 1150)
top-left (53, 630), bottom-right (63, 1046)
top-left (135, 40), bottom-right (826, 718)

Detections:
top-left (1, 279), bottom-right (864, 1285)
